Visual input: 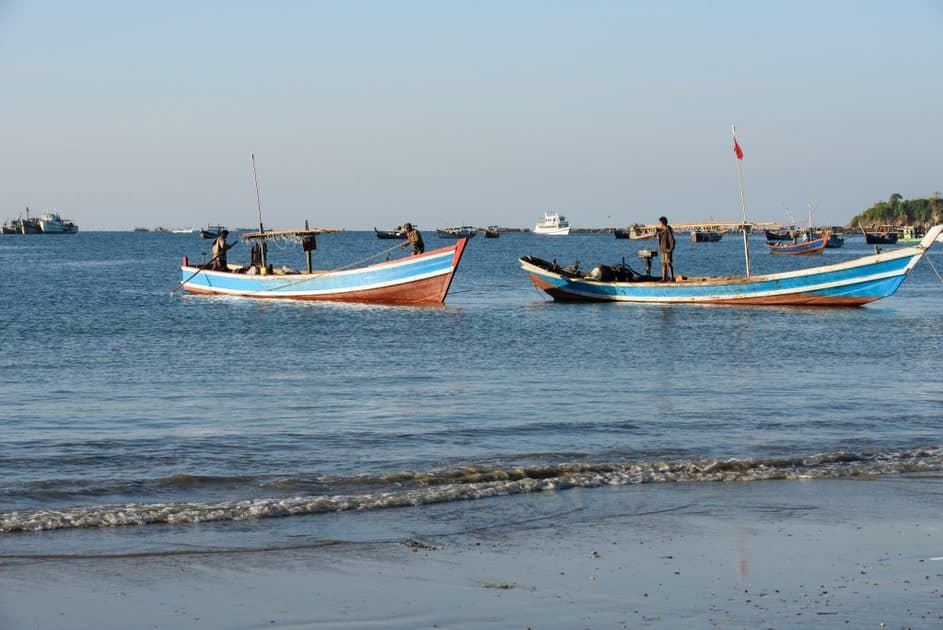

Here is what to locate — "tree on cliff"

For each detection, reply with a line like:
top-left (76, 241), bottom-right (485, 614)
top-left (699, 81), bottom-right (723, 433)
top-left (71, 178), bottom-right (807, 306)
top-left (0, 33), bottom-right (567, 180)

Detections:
top-left (847, 193), bottom-right (943, 228)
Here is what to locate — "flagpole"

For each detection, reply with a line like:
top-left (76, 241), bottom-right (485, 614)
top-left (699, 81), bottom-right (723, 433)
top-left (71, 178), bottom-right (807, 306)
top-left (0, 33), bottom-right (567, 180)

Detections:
top-left (732, 124), bottom-right (751, 276)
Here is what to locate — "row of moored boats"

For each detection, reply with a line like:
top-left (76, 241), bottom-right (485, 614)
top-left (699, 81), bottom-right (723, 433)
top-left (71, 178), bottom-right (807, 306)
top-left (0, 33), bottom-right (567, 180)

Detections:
top-left (374, 212), bottom-right (572, 240)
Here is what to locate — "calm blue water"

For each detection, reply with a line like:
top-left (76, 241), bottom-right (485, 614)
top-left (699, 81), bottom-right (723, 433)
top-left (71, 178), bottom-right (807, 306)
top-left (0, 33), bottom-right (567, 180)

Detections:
top-left (1, 230), bottom-right (941, 554)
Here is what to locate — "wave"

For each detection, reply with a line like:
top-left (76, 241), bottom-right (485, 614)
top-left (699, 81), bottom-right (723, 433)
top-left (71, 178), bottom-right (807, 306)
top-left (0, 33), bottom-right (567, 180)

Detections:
top-left (2, 446), bottom-right (941, 533)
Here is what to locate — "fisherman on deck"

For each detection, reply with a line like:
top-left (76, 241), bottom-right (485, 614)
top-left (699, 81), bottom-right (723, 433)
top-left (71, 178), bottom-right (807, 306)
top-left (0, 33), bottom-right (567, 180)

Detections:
top-left (656, 216), bottom-right (675, 281)
top-left (401, 223), bottom-right (424, 255)
top-left (211, 229), bottom-right (231, 271)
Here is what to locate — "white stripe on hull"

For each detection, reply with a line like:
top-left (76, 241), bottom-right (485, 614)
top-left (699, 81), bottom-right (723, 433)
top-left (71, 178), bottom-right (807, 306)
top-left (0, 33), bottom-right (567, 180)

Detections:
top-left (528, 266), bottom-right (910, 303)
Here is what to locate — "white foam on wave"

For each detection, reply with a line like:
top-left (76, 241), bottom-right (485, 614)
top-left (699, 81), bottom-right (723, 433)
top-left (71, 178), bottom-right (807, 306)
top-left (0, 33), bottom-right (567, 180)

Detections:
top-left (3, 446), bottom-right (940, 533)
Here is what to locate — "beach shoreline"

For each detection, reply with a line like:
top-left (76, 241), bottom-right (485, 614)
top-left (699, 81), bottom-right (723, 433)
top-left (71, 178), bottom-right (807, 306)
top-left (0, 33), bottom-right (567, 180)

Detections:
top-left (2, 475), bottom-right (940, 629)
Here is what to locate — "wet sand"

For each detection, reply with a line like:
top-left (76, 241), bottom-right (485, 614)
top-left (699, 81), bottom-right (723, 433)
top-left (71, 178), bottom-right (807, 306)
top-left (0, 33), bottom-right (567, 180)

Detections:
top-left (2, 476), bottom-right (941, 629)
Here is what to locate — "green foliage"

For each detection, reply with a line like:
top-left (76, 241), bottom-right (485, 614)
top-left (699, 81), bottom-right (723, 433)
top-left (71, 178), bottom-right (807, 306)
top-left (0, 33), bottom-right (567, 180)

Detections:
top-left (847, 193), bottom-right (943, 228)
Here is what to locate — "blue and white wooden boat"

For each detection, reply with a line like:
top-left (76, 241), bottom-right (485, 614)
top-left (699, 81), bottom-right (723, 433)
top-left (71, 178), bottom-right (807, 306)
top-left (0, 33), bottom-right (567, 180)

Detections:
top-left (766, 230), bottom-right (830, 255)
top-left (180, 231), bottom-right (468, 305)
top-left (519, 225), bottom-right (943, 306)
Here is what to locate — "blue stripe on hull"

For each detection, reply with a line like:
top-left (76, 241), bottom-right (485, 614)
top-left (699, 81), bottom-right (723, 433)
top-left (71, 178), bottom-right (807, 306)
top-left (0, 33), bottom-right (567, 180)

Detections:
top-left (807, 274), bottom-right (905, 300)
top-left (183, 250), bottom-right (456, 297)
top-left (523, 248), bottom-right (923, 305)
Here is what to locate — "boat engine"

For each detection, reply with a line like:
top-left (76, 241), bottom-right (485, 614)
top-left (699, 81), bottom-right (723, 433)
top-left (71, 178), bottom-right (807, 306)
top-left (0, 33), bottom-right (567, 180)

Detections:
top-left (590, 265), bottom-right (614, 281)
top-left (636, 249), bottom-right (657, 275)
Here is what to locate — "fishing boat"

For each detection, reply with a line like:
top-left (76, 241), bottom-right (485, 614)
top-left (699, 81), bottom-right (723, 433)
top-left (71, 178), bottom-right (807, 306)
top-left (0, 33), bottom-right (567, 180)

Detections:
top-left (627, 224), bottom-right (657, 239)
top-left (861, 226), bottom-right (899, 245)
top-left (180, 229), bottom-right (468, 305)
top-left (897, 225), bottom-right (924, 243)
top-left (519, 225), bottom-right (942, 306)
top-left (36, 212), bottom-right (79, 234)
top-left (533, 212), bottom-right (571, 236)
top-left (1, 209), bottom-right (76, 234)
top-left (374, 226), bottom-right (409, 240)
top-left (691, 230), bottom-right (723, 243)
top-left (200, 225), bottom-right (227, 239)
top-left (825, 233), bottom-right (844, 248)
top-left (764, 228), bottom-right (800, 241)
top-left (436, 226), bottom-right (477, 238)
top-left (766, 231), bottom-right (830, 255)
top-left (3, 208), bottom-right (41, 234)
top-left (180, 153), bottom-right (469, 305)
top-left (482, 226), bottom-right (500, 238)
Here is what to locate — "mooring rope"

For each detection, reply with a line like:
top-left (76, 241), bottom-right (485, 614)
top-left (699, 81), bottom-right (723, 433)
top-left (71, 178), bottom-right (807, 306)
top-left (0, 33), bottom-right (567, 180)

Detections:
top-left (262, 242), bottom-right (407, 292)
top-left (924, 253), bottom-right (943, 284)
top-left (447, 280), bottom-right (532, 295)
top-left (175, 241), bottom-right (406, 295)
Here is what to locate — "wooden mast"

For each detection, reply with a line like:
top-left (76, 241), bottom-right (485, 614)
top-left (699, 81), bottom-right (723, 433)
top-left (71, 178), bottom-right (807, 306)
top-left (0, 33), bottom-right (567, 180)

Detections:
top-left (732, 124), bottom-right (752, 276)
top-left (251, 152), bottom-right (267, 267)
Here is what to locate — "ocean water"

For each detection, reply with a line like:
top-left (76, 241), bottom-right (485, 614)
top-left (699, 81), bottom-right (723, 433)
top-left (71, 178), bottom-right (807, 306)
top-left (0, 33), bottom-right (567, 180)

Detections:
top-left (1, 229), bottom-right (941, 555)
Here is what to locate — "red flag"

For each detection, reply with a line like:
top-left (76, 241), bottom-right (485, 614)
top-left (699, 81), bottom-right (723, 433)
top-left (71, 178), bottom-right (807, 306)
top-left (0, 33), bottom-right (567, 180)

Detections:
top-left (733, 138), bottom-right (744, 160)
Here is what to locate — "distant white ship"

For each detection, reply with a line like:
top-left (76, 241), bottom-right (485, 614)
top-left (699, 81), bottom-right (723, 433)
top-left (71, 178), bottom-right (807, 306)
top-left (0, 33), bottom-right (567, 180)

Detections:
top-left (171, 227), bottom-right (195, 234)
top-left (533, 211), bottom-right (570, 236)
top-left (37, 212), bottom-right (79, 234)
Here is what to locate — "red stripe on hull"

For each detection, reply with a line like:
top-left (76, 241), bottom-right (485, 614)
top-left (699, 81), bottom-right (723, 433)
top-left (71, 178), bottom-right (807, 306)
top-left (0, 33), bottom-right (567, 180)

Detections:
top-left (706, 294), bottom-right (874, 306)
top-left (529, 274), bottom-right (874, 307)
top-left (183, 271), bottom-right (457, 305)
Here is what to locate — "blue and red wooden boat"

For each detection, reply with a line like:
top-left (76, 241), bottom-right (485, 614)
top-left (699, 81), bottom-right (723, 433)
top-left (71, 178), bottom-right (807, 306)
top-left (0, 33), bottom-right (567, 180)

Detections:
top-left (519, 226), bottom-right (943, 306)
top-left (180, 231), bottom-right (468, 305)
top-left (766, 230), bottom-right (830, 255)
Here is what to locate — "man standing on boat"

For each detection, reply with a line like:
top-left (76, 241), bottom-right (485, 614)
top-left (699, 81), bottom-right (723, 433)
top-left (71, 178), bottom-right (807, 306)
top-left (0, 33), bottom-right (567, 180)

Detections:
top-left (401, 223), bottom-right (424, 255)
top-left (656, 216), bottom-right (675, 281)
top-left (211, 229), bottom-right (231, 271)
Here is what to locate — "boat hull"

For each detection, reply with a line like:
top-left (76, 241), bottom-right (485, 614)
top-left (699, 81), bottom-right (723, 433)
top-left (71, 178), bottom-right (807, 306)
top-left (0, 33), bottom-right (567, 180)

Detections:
top-left (374, 228), bottom-right (407, 240)
top-left (181, 239), bottom-right (467, 306)
top-left (436, 229), bottom-right (477, 238)
top-left (864, 232), bottom-right (899, 245)
top-left (691, 231), bottom-right (723, 243)
top-left (520, 226), bottom-right (943, 307)
top-left (533, 226), bottom-right (571, 236)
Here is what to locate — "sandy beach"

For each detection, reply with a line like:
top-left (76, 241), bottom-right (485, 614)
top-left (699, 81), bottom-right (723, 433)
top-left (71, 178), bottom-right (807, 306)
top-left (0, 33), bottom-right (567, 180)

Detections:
top-left (2, 475), bottom-right (940, 629)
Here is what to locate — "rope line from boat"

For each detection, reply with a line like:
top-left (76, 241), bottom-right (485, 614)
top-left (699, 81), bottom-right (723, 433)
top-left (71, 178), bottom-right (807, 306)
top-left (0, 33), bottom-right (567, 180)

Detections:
top-left (447, 280), bottom-right (533, 295)
top-left (259, 242), bottom-right (408, 292)
top-left (171, 239), bottom-right (242, 294)
top-left (924, 253), bottom-right (943, 285)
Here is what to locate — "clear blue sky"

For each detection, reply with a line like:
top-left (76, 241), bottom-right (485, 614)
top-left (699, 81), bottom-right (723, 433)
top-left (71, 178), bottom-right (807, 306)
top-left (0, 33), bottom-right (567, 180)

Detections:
top-left (1, 1), bottom-right (941, 230)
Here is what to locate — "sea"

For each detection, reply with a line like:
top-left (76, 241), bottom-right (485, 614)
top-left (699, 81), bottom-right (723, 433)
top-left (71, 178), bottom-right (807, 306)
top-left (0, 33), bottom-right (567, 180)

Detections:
top-left (1, 229), bottom-right (941, 557)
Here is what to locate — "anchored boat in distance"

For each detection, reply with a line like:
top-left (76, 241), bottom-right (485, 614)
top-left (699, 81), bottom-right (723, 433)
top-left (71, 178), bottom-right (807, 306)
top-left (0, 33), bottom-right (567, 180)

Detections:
top-left (534, 211), bottom-right (571, 236)
top-left (1, 208), bottom-right (78, 234)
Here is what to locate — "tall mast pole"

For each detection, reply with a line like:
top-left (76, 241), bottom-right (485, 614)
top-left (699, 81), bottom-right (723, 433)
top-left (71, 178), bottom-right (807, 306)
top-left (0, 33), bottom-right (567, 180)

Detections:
top-left (251, 152), bottom-right (267, 267)
top-left (732, 125), bottom-right (751, 276)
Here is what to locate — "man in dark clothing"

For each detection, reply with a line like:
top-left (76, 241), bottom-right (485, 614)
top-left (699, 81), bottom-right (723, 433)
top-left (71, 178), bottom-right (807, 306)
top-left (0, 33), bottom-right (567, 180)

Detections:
top-left (400, 223), bottom-right (424, 255)
top-left (656, 216), bottom-right (675, 281)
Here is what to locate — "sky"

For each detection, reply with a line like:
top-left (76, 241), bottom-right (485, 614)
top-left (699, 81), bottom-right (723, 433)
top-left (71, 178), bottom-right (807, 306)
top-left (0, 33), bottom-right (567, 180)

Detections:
top-left (1, 1), bottom-right (941, 230)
